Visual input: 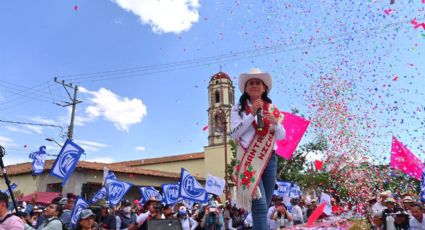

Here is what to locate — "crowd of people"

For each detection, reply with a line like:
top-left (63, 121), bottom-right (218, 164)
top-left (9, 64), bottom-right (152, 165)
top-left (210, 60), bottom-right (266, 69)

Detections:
top-left (0, 188), bottom-right (425, 229)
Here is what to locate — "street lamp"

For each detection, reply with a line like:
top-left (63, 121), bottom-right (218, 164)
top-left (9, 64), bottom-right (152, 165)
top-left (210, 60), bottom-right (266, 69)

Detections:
top-left (215, 109), bottom-right (230, 201)
top-left (45, 138), bottom-right (62, 148)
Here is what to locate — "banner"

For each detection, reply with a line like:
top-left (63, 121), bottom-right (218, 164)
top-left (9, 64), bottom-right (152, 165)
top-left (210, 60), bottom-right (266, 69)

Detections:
top-left (29, 146), bottom-right (47, 175)
top-left (106, 178), bottom-right (132, 206)
top-left (91, 186), bottom-right (107, 203)
top-left (205, 174), bottom-right (225, 196)
top-left (274, 181), bottom-right (291, 197)
top-left (320, 192), bottom-right (332, 216)
top-left (50, 139), bottom-right (85, 185)
top-left (138, 186), bottom-right (162, 204)
top-left (390, 136), bottom-right (424, 180)
top-left (178, 168), bottom-right (207, 203)
top-left (161, 184), bottom-right (179, 205)
top-left (276, 112), bottom-right (310, 160)
top-left (71, 196), bottom-right (89, 225)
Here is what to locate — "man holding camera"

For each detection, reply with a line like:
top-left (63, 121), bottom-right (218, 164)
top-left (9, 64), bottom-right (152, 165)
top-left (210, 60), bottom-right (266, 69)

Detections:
top-left (116, 200), bottom-right (137, 230)
top-left (200, 201), bottom-right (223, 230)
top-left (136, 197), bottom-right (163, 230)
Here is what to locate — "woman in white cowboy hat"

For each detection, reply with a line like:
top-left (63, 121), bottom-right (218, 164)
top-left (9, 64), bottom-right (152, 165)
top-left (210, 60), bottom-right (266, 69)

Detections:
top-left (230, 68), bottom-right (285, 230)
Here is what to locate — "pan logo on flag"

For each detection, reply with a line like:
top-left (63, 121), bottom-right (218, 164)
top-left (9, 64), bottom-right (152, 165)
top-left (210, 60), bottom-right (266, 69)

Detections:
top-left (167, 185), bottom-right (179, 200)
top-left (182, 173), bottom-right (204, 198)
top-left (94, 190), bottom-right (106, 200)
top-left (109, 182), bottom-right (125, 200)
top-left (58, 150), bottom-right (81, 177)
top-left (71, 197), bottom-right (89, 225)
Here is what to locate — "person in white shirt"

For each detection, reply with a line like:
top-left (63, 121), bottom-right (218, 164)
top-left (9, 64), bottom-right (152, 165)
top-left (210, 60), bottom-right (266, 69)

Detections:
top-left (230, 68), bottom-right (285, 230)
top-left (290, 199), bottom-right (304, 225)
top-left (177, 206), bottom-right (197, 230)
top-left (409, 203), bottom-right (425, 230)
top-left (373, 190), bottom-right (391, 214)
top-left (271, 203), bottom-right (293, 229)
top-left (244, 212), bottom-right (253, 229)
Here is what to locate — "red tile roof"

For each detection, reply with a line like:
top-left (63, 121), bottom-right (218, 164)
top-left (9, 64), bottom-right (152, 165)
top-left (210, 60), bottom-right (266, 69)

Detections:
top-left (3, 160), bottom-right (200, 179)
top-left (211, 72), bottom-right (231, 81)
top-left (110, 152), bottom-right (205, 167)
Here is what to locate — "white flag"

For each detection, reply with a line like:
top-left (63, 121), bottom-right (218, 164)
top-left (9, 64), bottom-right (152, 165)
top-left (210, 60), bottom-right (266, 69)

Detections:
top-left (205, 174), bottom-right (226, 196)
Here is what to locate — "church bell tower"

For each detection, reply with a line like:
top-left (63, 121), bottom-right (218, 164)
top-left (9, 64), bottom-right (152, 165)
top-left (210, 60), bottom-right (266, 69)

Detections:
top-left (207, 72), bottom-right (235, 146)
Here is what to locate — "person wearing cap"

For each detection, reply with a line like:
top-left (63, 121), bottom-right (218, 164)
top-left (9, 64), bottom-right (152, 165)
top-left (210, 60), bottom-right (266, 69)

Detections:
top-left (230, 68), bottom-right (285, 230)
top-left (382, 197), bottom-right (398, 230)
top-left (267, 196), bottom-right (282, 230)
top-left (0, 192), bottom-right (24, 229)
top-left (136, 197), bottom-right (162, 230)
top-left (401, 196), bottom-right (414, 214)
top-left (409, 202), bottom-right (425, 229)
top-left (373, 190), bottom-right (391, 215)
top-left (116, 199), bottom-right (137, 230)
top-left (59, 197), bottom-right (74, 230)
top-left (177, 206), bottom-right (197, 230)
top-left (75, 209), bottom-right (96, 230)
top-left (228, 207), bottom-right (244, 230)
top-left (98, 200), bottom-right (116, 230)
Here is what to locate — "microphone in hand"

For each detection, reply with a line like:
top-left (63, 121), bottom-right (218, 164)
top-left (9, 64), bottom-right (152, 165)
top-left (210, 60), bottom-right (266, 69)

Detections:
top-left (257, 108), bottom-right (263, 131)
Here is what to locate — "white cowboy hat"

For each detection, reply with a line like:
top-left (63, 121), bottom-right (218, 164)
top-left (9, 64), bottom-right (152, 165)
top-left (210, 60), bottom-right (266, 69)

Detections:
top-left (238, 68), bottom-right (272, 93)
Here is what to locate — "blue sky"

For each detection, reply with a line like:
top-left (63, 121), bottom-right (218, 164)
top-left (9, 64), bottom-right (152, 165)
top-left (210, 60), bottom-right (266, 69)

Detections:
top-left (1, 0), bottom-right (425, 166)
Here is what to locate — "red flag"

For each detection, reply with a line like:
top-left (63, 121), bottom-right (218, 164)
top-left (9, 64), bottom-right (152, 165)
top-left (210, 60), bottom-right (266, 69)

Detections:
top-left (276, 112), bottom-right (310, 160)
top-left (314, 160), bottom-right (323, 171)
top-left (202, 125), bottom-right (208, 132)
top-left (306, 202), bottom-right (326, 227)
top-left (390, 136), bottom-right (424, 180)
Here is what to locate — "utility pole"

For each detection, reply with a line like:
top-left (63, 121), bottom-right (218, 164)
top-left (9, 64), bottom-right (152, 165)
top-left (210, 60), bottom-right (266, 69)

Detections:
top-left (54, 77), bottom-right (82, 140)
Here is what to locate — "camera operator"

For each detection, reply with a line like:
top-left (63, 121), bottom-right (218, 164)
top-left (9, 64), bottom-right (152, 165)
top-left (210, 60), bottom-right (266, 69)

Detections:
top-left (200, 202), bottom-right (223, 230)
top-left (136, 197), bottom-right (163, 230)
top-left (116, 200), bottom-right (137, 230)
top-left (178, 206), bottom-right (198, 230)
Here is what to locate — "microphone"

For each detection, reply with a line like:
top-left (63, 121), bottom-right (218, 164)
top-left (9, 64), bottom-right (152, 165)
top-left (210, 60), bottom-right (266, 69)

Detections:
top-left (256, 108), bottom-right (263, 131)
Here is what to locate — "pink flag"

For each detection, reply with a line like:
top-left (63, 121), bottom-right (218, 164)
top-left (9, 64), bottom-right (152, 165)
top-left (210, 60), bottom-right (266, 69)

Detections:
top-left (202, 125), bottom-right (208, 132)
top-left (276, 112), bottom-right (310, 160)
top-left (390, 136), bottom-right (424, 180)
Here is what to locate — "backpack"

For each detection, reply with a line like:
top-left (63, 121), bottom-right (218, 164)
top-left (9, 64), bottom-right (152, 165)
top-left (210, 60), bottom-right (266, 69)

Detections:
top-left (45, 217), bottom-right (68, 230)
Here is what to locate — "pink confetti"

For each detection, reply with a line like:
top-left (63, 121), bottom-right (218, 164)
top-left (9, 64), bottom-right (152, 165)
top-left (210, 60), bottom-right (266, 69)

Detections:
top-left (74, 5), bottom-right (78, 11)
top-left (384, 9), bottom-right (393, 15)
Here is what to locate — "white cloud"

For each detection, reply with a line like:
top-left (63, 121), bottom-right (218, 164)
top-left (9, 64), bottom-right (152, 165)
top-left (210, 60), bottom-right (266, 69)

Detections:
top-left (86, 157), bottom-right (115, 163)
top-left (135, 146), bottom-right (146, 152)
top-left (81, 87), bottom-right (147, 132)
top-left (111, 0), bottom-right (201, 34)
top-left (26, 116), bottom-right (57, 125)
top-left (77, 140), bottom-right (109, 152)
top-left (0, 135), bottom-right (17, 147)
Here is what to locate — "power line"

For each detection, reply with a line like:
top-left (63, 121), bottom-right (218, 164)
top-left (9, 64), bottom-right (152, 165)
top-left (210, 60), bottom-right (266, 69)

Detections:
top-left (58, 18), bottom-right (415, 84)
top-left (0, 119), bottom-right (65, 133)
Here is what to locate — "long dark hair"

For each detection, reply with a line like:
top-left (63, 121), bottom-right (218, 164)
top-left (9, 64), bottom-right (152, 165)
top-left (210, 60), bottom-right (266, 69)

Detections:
top-left (238, 91), bottom-right (272, 117)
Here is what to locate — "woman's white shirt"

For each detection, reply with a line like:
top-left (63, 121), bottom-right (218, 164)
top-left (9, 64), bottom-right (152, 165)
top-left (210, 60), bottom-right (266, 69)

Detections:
top-left (230, 104), bottom-right (285, 149)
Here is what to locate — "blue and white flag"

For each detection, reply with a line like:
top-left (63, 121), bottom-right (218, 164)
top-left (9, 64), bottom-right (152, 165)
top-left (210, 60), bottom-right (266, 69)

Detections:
top-left (274, 181), bottom-right (292, 197)
top-left (420, 171), bottom-right (425, 202)
top-left (106, 171), bottom-right (117, 181)
top-left (3, 183), bottom-right (17, 197)
top-left (205, 174), bottom-right (225, 196)
top-left (289, 184), bottom-right (302, 198)
top-left (91, 186), bottom-right (107, 203)
top-left (29, 146), bottom-right (47, 175)
top-left (161, 184), bottom-right (180, 205)
top-left (320, 192), bottom-right (333, 216)
top-left (178, 168), bottom-right (207, 203)
top-left (71, 196), bottom-right (89, 225)
top-left (50, 139), bottom-right (84, 186)
top-left (139, 186), bottom-right (162, 204)
top-left (106, 178), bottom-right (132, 206)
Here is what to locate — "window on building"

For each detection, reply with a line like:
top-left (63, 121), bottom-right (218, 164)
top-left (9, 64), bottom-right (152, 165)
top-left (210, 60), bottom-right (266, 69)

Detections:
top-left (215, 91), bottom-right (220, 103)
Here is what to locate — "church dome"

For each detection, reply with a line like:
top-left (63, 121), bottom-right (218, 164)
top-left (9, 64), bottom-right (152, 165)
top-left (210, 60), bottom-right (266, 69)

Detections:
top-left (210, 72), bottom-right (231, 81)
